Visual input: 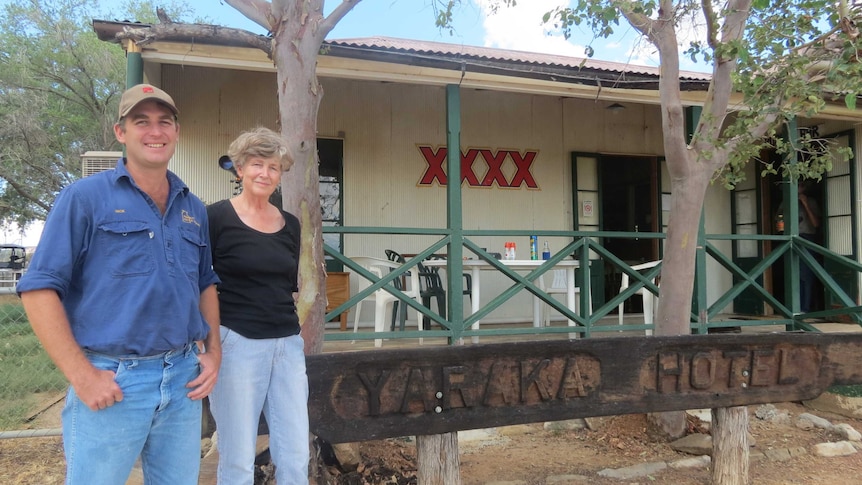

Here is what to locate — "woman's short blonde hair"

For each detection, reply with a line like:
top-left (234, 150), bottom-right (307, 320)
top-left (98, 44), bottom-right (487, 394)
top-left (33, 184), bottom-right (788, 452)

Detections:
top-left (227, 127), bottom-right (292, 171)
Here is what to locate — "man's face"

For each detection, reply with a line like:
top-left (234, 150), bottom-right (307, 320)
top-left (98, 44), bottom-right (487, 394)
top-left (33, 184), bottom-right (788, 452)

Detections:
top-left (114, 100), bottom-right (179, 169)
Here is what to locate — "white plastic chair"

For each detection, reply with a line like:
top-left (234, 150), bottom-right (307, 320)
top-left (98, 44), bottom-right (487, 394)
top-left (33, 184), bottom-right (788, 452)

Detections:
top-left (350, 256), bottom-right (421, 347)
top-left (618, 260), bottom-right (661, 335)
top-left (540, 269), bottom-right (591, 327)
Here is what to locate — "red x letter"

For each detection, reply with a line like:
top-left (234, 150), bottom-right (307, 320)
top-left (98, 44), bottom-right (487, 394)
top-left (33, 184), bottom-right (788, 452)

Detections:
top-left (509, 150), bottom-right (538, 188)
top-left (480, 149), bottom-right (509, 187)
top-left (418, 146), bottom-right (447, 185)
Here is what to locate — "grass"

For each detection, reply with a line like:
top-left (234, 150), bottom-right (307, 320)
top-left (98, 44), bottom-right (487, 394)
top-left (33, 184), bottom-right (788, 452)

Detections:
top-left (828, 385), bottom-right (862, 398)
top-left (0, 299), bottom-right (65, 430)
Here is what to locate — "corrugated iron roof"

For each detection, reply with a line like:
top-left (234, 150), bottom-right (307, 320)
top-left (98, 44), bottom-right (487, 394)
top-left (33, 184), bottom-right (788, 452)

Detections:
top-left (327, 36), bottom-right (711, 82)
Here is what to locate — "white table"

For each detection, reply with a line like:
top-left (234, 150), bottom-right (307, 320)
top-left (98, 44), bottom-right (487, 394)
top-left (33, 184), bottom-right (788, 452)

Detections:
top-left (423, 259), bottom-right (581, 343)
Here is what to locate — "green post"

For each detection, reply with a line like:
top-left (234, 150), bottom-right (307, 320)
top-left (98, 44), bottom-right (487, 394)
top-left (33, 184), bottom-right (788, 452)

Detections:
top-left (446, 85), bottom-right (464, 344)
top-left (784, 118), bottom-right (801, 328)
top-left (686, 106), bottom-right (708, 334)
top-left (126, 41), bottom-right (143, 88)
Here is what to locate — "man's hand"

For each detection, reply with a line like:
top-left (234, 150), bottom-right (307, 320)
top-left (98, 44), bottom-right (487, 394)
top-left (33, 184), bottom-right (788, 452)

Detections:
top-left (72, 367), bottom-right (124, 411)
top-left (187, 350), bottom-right (220, 400)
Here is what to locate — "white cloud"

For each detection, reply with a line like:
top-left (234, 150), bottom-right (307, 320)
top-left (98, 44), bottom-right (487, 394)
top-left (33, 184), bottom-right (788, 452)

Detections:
top-left (473, 1), bottom-right (709, 72)
top-left (474, 0), bottom-right (587, 57)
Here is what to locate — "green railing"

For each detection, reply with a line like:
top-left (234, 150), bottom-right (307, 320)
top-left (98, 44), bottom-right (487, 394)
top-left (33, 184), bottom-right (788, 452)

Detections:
top-left (322, 227), bottom-right (862, 345)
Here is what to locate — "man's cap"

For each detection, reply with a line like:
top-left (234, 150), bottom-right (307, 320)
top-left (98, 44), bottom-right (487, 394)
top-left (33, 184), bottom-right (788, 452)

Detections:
top-left (118, 84), bottom-right (179, 119)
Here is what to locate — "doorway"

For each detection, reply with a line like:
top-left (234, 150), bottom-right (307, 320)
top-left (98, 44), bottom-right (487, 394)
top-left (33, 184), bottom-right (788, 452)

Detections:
top-left (599, 155), bottom-right (660, 312)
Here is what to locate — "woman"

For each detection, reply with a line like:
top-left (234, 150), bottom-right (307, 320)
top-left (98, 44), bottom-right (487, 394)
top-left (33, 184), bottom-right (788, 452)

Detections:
top-left (207, 127), bottom-right (308, 484)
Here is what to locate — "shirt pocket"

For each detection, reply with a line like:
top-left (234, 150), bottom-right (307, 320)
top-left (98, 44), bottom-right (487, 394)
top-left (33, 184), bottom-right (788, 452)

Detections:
top-left (97, 221), bottom-right (155, 277)
top-left (179, 226), bottom-right (206, 281)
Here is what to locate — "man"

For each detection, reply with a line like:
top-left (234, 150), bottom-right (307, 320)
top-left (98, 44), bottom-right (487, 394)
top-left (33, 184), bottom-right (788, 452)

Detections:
top-left (776, 179), bottom-right (822, 313)
top-left (796, 180), bottom-right (821, 313)
top-left (17, 84), bottom-right (220, 484)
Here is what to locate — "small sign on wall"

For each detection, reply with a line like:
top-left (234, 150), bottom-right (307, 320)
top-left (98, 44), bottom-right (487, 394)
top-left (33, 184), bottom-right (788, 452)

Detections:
top-left (582, 200), bottom-right (594, 217)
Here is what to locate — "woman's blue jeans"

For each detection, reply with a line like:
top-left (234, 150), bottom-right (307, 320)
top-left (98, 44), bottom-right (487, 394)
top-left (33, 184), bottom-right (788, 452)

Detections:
top-left (63, 344), bottom-right (202, 485)
top-left (210, 328), bottom-right (309, 485)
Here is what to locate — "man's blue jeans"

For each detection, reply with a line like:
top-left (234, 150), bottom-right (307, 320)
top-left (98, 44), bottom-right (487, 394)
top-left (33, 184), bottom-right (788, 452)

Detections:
top-left (63, 344), bottom-right (202, 485)
top-left (210, 328), bottom-right (309, 485)
top-left (800, 233), bottom-right (819, 313)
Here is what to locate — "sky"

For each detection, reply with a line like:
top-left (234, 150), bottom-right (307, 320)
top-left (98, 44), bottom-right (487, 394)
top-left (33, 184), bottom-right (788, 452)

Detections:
top-left (199, 0), bottom-right (699, 71)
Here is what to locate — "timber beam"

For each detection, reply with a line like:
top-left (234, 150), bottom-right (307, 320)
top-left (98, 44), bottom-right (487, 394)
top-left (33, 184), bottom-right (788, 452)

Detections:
top-left (307, 332), bottom-right (862, 443)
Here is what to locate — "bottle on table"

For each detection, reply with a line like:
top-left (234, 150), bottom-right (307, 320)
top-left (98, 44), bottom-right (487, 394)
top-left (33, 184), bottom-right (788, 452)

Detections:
top-left (542, 241), bottom-right (551, 260)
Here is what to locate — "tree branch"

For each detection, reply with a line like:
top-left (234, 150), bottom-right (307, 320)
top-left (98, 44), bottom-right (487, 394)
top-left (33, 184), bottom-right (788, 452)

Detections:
top-left (701, 0), bottom-right (719, 50)
top-left (223, 0), bottom-right (273, 32)
top-left (116, 22), bottom-right (272, 58)
top-left (320, 0), bottom-right (362, 38)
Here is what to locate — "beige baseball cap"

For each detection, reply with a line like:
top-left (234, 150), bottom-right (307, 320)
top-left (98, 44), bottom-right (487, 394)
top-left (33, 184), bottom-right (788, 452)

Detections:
top-left (118, 84), bottom-right (179, 120)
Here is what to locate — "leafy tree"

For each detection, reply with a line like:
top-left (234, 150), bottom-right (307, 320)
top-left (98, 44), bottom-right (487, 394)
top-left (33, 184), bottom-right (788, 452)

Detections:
top-left (0, 0), bottom-right (195, 229)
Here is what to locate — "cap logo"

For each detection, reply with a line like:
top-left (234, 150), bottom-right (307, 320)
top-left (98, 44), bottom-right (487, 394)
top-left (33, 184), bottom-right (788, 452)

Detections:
top-left (142, 86), bottom-right (154, 94)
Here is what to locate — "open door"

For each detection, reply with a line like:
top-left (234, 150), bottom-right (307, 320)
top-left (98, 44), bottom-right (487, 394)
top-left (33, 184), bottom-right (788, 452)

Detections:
top-left (597, 155), bottom-right (661, 313)
top-left (732, 150), bottom-right (769, 315)
top-left (822, 130), bottom-right (858, 312)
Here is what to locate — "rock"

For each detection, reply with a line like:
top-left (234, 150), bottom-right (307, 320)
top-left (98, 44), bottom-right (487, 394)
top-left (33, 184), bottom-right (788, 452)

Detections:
top-left (755, 404), bottom-right (779, 420)
top-left (796, 419), bottom-right (815, 431)
top-left (332, 442), bottom-right (361, 470)
top-left (813, 441), bottom-right (858, 457)
top-left (202, 432), bottom-right (217, 459)
top-left (597, 461), bottom-right (667, 479)
top-left (788, 447), bottom-right (808, 457)
top-left (544, 419), bottom-right (586, 431)
top-left (668, 455), bottom-right (711, 469)
top-left (804, 391), bottom-right (862, 420)
top-left (832, 423), bottom-right (862, 441)
top-left (763, 448), bottom-right (792, 461)
top-left (670, 433), bottom-right (713, 456)
top-left (545, 474), bottom-right (590, 483)
top-left (583, 416), bottom-right (605, 431)
top-left (459, 428), bottom-right (500, 442)
top-left (797, 413), bottom-right (832, 430)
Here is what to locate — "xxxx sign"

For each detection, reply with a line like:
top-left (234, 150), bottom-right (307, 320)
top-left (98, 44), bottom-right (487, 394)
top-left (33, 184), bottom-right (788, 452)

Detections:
top-left (417, 146), bottom-right (539, 188)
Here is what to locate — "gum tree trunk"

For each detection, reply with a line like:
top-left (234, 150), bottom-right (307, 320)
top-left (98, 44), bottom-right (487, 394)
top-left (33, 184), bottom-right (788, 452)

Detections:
top-left (712, 406), bottom-right (750, 485)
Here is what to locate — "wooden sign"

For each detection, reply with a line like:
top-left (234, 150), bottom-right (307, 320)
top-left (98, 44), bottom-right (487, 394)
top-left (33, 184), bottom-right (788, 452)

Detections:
top-left (307, 332), bottom-right (862, 444)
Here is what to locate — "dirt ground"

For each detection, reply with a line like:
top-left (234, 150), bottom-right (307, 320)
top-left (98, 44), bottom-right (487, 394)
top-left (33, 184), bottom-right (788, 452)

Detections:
top-left (2, 401), bottom-right (862, 484)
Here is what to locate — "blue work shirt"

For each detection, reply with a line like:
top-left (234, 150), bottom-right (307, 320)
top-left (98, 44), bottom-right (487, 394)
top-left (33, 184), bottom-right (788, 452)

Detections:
top-left (18, 159), bottom-right (220, 356)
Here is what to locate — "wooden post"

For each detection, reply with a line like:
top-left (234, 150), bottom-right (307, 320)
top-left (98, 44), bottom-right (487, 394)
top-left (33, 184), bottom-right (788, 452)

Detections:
top-left (417, 432), bottom-right (461, 485)
top-left (711, 406), bottom-right (749, 485)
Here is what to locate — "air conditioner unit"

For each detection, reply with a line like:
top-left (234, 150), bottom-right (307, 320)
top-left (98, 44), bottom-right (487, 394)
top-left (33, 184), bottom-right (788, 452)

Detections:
top-left (80, 151), bottom-right (121, 177)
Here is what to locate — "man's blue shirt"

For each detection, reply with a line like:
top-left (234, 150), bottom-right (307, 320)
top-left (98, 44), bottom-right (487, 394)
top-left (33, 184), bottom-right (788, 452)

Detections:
top-left (18, 159), bottom-right (220, 356)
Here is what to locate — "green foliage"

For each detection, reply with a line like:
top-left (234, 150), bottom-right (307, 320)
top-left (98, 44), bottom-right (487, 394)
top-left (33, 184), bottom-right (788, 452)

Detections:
top-left (720, 0), bottom-right (861, 185)
top-left (828, 384), bottom-right (862, 398)
top-left (0, 0), bottom-right (195, 228)
top-left (0, 0), bottom-right (126, 226)
top-left (433, 0), bottom-right (517, 35)
top-left (543, 1), bottom-right (862, 187)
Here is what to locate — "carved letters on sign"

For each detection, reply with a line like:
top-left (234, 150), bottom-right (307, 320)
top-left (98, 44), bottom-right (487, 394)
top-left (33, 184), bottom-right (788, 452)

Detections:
top-left (332, 354), bottom-right (601, 418)
top-left (646, 344), bottom-right (821, 394)
top-left (308, 334), bottom-right (862, 443)
top-left (417, 145), bottom-right (539, 188)
top-left (330, 344), bottom-right (822, 420)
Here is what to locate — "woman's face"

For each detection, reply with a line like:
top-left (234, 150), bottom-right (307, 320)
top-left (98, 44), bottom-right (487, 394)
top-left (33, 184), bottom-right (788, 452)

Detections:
top-left (237, 155), bottom-right (282, 198)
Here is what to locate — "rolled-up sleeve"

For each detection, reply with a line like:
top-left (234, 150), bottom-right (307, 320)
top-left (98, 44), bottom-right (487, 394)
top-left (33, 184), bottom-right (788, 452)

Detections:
top-left (17, 186), bottom-right (89, 299)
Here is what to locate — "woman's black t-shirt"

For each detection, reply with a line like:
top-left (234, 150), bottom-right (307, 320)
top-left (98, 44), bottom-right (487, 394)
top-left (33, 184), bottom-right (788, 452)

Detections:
top-left (207, 199), bottom-right (301, 339)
